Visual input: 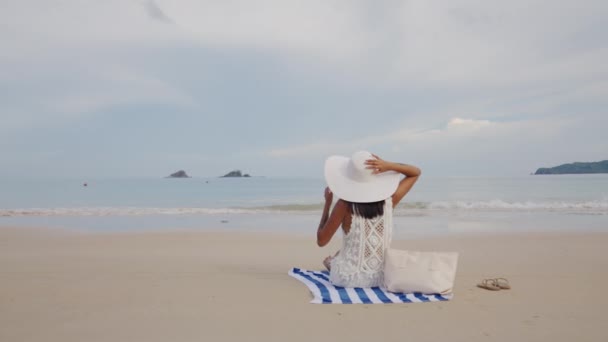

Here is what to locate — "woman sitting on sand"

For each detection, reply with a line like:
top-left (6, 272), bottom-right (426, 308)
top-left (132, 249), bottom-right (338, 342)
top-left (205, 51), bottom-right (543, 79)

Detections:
top-left (317, 151), bottom-right (421, 288)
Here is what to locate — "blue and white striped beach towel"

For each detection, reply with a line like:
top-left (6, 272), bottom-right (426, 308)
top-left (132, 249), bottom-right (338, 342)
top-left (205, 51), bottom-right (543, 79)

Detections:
top-left (289, 268), bottom-right (452, 304)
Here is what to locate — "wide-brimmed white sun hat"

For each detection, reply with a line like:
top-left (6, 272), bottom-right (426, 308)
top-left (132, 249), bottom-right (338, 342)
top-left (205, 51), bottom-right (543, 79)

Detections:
top-left (324, 151), bottom-right (401, 203)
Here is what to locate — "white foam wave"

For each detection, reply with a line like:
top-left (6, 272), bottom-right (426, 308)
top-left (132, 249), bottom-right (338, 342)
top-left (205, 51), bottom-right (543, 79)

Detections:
top-left (0, 207), bottom-right (277, 217)
top-left (1, 199), bottom-right (607, 217)
top-left (425, 199), bottom-right (608, 211)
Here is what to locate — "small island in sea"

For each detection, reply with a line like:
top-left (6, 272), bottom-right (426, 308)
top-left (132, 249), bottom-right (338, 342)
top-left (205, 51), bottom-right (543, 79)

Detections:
top-left (534, 160), bottom-right (608, 175)
top-left (220, 170), bottom-right (251, 178)
top-left (166, 170), bottom-right (191, 178)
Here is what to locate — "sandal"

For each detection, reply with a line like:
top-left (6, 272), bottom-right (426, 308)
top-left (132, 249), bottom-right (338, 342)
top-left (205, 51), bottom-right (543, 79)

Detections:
top-left (494, 278), bottom-right (511, 290)
top-left (477, 278), bottom-right (501, 291)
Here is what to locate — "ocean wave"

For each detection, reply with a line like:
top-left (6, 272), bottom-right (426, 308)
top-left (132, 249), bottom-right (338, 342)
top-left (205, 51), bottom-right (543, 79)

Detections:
top-left (1, 199), bottom-right (607, 217)
top-left (0, 207), bottom-right (273, 217)
top-left (424, 199), bottom-right (608, 211)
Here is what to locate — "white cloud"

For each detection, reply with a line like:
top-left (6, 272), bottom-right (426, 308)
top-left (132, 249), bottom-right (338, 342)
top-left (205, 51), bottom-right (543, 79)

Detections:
top-left (4, 0), bottom-right (606, 87)
top-left (0, 64), bottom-right (197, 136)
top-left (0, 0), bottom-right (606, 177)
top-left (447, 118), bottom-right (491, 129)
top-left (265, 115), bottom-right (586, 175)
top-left (268, 117), bottom-right (497, 158)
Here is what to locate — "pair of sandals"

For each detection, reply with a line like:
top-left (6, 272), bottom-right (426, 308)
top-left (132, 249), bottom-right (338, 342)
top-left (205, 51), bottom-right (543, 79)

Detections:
top-left (477, 278), bottom-right (511, 291)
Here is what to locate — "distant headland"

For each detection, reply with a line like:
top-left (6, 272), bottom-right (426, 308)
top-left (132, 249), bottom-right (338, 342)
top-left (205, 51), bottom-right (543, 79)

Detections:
top-left (220, 170), bottom-right (251, 178)
top-left (166, 170), bottom-right (191, 178)
top-left (534, 160), bottom-right (608, 175)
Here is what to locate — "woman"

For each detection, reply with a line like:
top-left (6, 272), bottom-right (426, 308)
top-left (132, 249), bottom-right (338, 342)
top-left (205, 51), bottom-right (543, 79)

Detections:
top-left (317, 151), bottom-right (421, 288)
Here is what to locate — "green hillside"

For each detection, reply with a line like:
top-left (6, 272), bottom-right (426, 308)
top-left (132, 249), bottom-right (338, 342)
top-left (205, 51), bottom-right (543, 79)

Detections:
top-left (535, 160), bottom-right (608, 175)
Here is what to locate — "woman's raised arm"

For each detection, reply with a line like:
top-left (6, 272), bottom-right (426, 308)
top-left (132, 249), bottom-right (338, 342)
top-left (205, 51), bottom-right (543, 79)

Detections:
top-left (364, 155), bottom-right (421, 207)
top-left (316, 187), bottom-right (348, 247)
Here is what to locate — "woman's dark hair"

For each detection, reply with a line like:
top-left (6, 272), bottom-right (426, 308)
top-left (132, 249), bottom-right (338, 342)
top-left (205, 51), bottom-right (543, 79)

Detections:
top-left (347, 200), bottom-right (385, 219)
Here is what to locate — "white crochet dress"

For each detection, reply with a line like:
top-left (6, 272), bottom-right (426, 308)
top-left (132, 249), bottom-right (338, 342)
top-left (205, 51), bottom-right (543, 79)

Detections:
top-left (329, 198), bottom-right (393, 288)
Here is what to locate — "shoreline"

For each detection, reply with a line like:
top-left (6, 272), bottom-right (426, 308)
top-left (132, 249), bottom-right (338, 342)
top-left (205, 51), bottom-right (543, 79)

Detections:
top-left (1, 226), bottom-right (607, 341)
top-left (2, 208), bottom-right (606, 238)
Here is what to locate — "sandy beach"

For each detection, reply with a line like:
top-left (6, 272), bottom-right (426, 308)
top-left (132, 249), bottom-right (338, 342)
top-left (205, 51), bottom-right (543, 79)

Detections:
top-left (1, 226), bottom-right (607, 342)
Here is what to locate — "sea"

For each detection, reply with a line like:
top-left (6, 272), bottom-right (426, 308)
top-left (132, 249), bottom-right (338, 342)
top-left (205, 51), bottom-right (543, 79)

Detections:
top-left (1, 175), bottom-right (607, 237)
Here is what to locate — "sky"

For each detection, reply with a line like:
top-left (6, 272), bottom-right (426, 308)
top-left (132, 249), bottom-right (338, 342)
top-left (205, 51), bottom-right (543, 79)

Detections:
top-left (1, 0), bottom-right (607, 178)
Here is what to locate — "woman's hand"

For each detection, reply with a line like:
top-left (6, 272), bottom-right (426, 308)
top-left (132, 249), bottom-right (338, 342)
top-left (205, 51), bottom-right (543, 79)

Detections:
top-left (324, 186), bottom-right (333, 203)
top-left (365, 154), bottom-right (392, 174)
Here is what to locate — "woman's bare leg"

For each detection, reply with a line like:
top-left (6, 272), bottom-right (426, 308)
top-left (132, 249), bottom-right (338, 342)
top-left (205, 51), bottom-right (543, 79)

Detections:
top-left (323, 251), bottom-right (340, 271)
